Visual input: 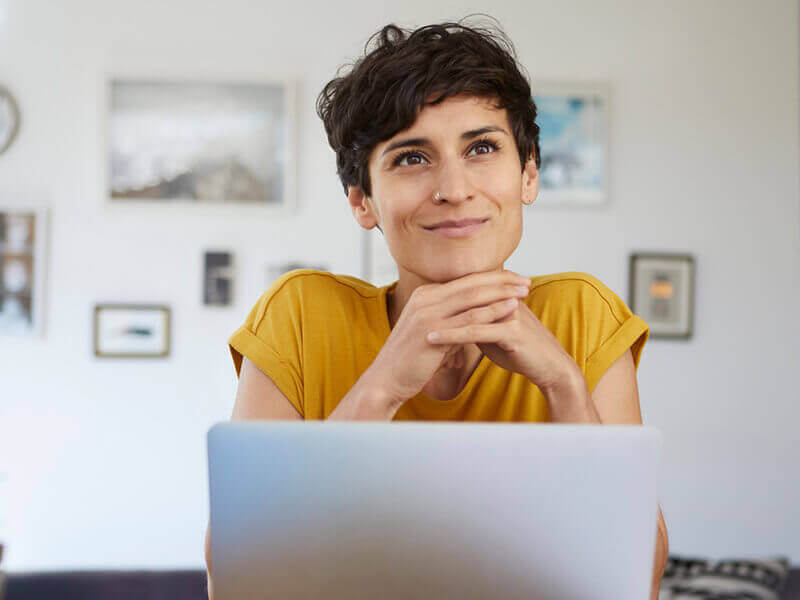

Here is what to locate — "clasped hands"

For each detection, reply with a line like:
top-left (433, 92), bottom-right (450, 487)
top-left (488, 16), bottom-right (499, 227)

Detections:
top-left (369, 269), bottom-right (581, 406)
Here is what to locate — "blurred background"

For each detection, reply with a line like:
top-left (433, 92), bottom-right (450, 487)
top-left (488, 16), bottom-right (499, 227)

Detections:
top-left (0, 0), bottom-right (798, 582)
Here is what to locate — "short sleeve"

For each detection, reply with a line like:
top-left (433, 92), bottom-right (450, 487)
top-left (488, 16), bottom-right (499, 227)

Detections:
top-left (228, 271), bottom-right (305, 416)
top-left (578, 273), bottom-right (650, 393)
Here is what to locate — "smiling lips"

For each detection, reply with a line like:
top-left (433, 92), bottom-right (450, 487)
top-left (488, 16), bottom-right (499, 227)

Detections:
top-left (424, 217), bottom-right (489, 238)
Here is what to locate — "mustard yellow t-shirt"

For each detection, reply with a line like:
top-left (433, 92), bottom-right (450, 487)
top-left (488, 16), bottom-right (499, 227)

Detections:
top-left (228, 269), bottom-right (649, 421)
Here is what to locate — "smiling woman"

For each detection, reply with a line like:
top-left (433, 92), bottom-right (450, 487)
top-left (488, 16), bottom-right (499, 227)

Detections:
top-left (206, 16), bottom-right (666, 600)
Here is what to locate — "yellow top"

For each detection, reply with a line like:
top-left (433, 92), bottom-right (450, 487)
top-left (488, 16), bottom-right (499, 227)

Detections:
top-left (228, 269), bottom-right (649, 421)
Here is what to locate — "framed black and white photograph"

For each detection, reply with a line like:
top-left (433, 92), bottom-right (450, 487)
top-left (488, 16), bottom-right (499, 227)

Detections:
top-left (361, 228), bottom-right (398, 287)
top-left (629, 252), bottom-right (695, 339)
top-left (0, 205), bottom-right (47, 336)
top-left (105, 76), bottom-right (296, 212)
top-left (93, 304), bottom-right (171, 358)
top-left (203, 251), bottom-right (233, 306)
top-left (532, 80), bottom-right (609, 208)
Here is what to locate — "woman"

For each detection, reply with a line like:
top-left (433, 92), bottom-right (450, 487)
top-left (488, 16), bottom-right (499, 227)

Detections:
top-left (205, 18), bottom-right (668, 599)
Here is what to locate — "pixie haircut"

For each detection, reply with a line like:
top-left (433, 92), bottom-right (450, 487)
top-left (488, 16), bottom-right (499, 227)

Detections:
top-left (316, 17), bottom-right (541, 198)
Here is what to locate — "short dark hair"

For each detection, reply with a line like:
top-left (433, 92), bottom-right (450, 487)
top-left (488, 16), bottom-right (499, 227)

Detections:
top-left (316, 16), bottom-right (541, 198)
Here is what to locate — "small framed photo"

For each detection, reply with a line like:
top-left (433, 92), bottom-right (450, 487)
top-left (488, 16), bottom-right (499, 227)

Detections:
top-left (93, 304), bottom-right (171, 358)
top-left (629, 253), bottom-right (695, 339)
top-left (104, 75), bottom-right (296, 214)
top-left (532, 80), bottom-right (609, 208)
top-left (203, 250), bottom-right (233, 306)
top-left (361, 228), bottom-right (398, 287)
top-left (0, 205), bottom-right (48, 336)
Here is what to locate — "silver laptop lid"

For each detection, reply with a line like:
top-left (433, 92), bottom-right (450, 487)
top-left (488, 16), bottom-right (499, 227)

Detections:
top-left (208, 421), bottom-right (662, 600)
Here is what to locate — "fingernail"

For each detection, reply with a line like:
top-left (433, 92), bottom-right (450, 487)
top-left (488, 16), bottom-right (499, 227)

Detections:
top-left (515, 286), bottom-right (529, 295)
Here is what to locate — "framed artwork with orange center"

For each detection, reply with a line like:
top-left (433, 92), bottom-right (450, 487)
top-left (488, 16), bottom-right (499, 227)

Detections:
top-left (629, 252), bottom-right (695, 339)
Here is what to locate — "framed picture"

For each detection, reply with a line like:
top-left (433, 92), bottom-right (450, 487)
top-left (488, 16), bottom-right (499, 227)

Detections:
top-left (629, 253), bottom-right (695, 339)
top-left (203, 250), bottom-right (233, 306)
top-left (361, 228), bottom-right (398, 287)
top-left (532, 80), bottom-right (609, 208)
top-left (104, 76), bottom-right (296, 213)
top-left (93, 304), bottom-right (171, 358)
top-left (0, 205), bottom-right (47, 336)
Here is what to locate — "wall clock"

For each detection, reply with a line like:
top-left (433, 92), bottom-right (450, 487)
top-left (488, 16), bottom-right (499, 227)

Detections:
top-left (0, 86), bottom-right (20, 155)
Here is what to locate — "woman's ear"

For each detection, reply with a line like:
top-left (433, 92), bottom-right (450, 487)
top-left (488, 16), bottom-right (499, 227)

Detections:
top-left (348, 186), bottom-right (381, 230)
top-left (521, 155), bottom-right (539, 206)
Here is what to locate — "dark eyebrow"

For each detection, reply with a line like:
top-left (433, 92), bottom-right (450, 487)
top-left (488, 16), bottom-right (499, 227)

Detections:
top-left (380, 126), bottom-right (508, 157)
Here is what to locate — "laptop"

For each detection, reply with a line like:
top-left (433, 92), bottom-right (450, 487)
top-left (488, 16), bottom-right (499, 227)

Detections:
top-left (207, 421), bottom-right (662, 599)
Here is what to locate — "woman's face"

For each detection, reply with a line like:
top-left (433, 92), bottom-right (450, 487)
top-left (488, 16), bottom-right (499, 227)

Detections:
top-left (350, 94), bottom-right (538, 284)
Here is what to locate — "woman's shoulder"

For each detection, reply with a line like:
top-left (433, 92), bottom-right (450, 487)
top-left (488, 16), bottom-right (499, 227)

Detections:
top-left (529, 271), bottom-right (611, 297)
top-left (530, 270), bottom-right (606, 288)
top-left (247, 269), bottom-right (386, 320)
top-left (264, 268), bottom-right (386, 299)
top-left (527, 271), bottom-right (631, 320)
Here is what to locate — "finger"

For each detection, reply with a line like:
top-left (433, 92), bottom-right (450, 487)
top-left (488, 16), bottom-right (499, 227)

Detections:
top-left (444, 296), bottom-right (520, 330)
top-left (438, 282), bottom-right (530, 320)
top-left (415, 270), bottom-right (531, 308)
top-left (441, 344), bottom-right (461, 366)
top-left (442, 270), bottom-right (531, 300)
top-left (427, 322), bottom-right (509, 346)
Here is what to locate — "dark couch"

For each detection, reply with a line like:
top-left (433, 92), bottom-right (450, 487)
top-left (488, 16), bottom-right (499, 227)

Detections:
top-left (4, 570), bottom-right (208, 600)
top-left (4, 568), bottom-right (800, 599)
top-left (785, 570), bottom-right (800, 599)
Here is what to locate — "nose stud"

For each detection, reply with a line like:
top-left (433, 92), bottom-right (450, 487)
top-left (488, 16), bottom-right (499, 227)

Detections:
top-left (434, 191), bottom-right (442, 202)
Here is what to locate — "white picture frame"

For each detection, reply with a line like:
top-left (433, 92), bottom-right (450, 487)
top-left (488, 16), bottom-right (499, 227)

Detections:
top-left (101, 73), bottom-right (297, 216)
top-left (93, 304), bottom-right (171, 358)
top-left (0, 204), bottom-right (48, 337)
top-left (532, 80), bottom-right (610, 209)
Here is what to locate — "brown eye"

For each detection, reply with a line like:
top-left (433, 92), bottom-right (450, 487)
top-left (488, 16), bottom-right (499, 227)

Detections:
top-left (394, 151), bottom-right (428, 167)
top-left (468, 139), bottom-right (500, 157)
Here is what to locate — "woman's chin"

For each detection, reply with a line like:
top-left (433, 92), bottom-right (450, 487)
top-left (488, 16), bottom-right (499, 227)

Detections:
top-left (425, 261), bottom-right (503, 282)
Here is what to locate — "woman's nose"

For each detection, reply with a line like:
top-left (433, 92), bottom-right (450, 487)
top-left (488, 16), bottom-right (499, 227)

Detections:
top-left (433, 159), bottom-right (474, 204)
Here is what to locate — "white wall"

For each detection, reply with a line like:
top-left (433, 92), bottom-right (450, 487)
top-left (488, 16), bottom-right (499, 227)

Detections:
top-left (0, 0), bottom-right (798, 571)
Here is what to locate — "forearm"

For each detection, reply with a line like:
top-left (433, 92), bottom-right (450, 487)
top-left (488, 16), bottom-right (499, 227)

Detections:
top-left (541, 370), bottom-right (668, 598)
top-left (327, 370), bottom-right (402, 421)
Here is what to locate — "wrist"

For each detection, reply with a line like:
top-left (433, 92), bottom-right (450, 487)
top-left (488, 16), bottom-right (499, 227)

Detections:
top-left (536, 360), bottom-right (583, 398)
top-left (359, 369), bottom-right (407, 414)
top-left (359, 367), bottom-right (406, 414)
top-left (539, 368), bottom-right (600, 424)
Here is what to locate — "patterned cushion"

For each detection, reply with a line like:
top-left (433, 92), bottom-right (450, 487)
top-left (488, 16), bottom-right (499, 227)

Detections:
top-left (659, 555), bottom-right (791, 599)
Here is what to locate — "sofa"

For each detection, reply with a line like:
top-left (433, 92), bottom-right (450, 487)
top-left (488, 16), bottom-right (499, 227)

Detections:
top-left (3, 570), bottom-right (208, 600)
top-left (2, 566), bottom-right (799, 599)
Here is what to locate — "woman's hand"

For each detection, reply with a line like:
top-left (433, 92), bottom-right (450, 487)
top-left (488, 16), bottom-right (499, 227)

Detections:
top-left (425, 292), bottom-right (579, 393)
top-left (364, 270), bottom-right (532, 408)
